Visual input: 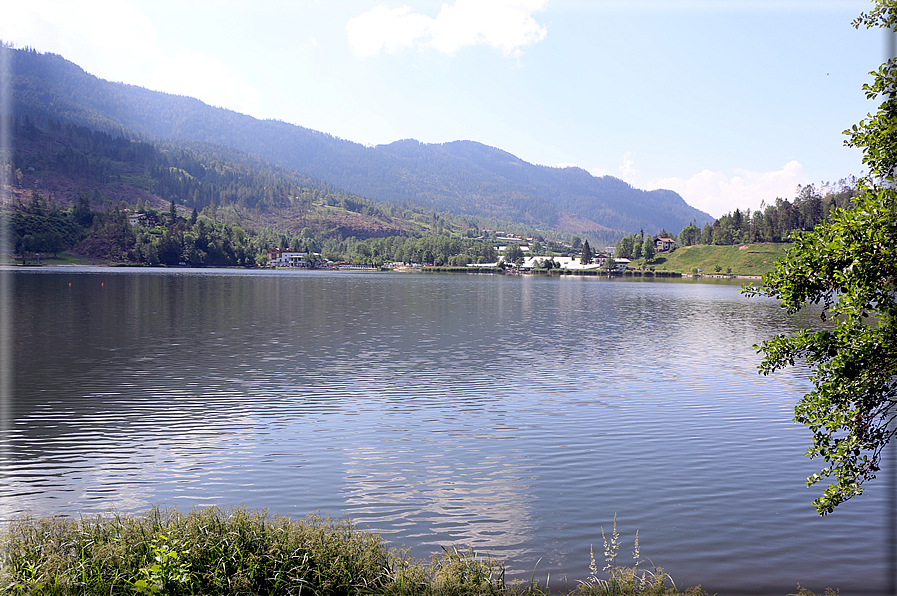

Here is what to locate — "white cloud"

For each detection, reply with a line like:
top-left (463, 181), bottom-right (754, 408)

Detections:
top-left (618, 151), bottom-right (639, 182)
top-left (347, 0), bottom-right (548, 57)
top-left (603, 153), bottom-right (810, 218)
top-left (346, 5), bottom-right (432, 56)
top-left (649, 160), bottom-right (810, 218)
top-left (1, 0), bottom-right (259, 116)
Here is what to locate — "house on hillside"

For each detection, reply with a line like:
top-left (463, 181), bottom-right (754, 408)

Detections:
top-left (655, 237), bottom-right (676, 252)
top-left (497, 245), bottom-right (530, 253)
top-left (128, 213), bottom-right (157, 227)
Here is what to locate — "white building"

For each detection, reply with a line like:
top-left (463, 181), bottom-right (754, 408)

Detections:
top-left (269, 252), bottom-right (309, 267)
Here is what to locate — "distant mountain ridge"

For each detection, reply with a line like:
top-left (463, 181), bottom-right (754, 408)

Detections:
top-left (3, 46), bottom-right (713, 238)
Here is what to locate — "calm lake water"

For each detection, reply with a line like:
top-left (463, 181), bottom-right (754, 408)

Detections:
top-left (1, 267), bottom-right (888, 594)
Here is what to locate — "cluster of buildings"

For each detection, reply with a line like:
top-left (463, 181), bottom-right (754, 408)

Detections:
top-left (264, 236), bottom-right (677, 271)
top-left (514, 255), bottom-right (631, 271)
top-left (469, 253), bottom-right (630, 272)
top-left (484, 236), bottom-right (677, 272)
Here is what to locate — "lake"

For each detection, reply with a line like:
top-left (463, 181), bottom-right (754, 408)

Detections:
top-left (1, 267), bottom-right (888, 594)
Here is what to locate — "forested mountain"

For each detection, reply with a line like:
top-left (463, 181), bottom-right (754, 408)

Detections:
top-left (3, 45), bottom-right (713, 239)
top-left (7, 115), bottom-right (498, 265)
top-left (9, 114), bottom-right (430, 239)
top-left (433, 141), bottom-right (705, 232)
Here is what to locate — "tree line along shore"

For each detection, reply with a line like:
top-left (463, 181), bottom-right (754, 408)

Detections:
top-left (6, 191), bottom-right (789, 278)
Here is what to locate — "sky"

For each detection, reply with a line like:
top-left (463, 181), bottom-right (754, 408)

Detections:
top-left (0, 0), bottom-right (885, 218)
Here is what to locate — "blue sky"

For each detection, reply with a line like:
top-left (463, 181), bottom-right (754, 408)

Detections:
top-left (1, 0), bottom-right (883, 218)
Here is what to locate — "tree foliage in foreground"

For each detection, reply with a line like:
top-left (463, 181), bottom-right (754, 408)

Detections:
top-left (744, 0), bottom-right (897, 514)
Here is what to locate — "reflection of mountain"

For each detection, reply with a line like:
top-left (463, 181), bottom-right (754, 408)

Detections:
top-left (340, 433), bottom-right (535, 560)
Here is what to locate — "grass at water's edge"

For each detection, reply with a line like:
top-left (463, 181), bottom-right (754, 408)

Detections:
top-left (0, 506), bottom-right (839, 596)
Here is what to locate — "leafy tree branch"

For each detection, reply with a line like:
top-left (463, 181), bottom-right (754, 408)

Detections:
top-left (745, 0), bottom-right (897, 514)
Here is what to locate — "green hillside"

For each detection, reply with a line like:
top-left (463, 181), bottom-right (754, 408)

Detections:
top-left (647, 243), bottom-right (789, 276)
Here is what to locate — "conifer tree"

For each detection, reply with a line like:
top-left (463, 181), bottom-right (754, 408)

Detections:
top-left (580, 240), bottom-right (592, 265)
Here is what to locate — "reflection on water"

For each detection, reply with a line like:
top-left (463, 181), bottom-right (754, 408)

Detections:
top-left (1, 268), bottom-right (886, 594)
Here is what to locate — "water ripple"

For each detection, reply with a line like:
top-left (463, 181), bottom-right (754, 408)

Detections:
top-left (1, 270), bottom-right (883, 594)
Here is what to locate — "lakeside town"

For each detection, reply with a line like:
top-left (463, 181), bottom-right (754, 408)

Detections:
top-left (15, 203), bottom-right (776, 276)
top-left (264, 231), bottom-right (678, 273)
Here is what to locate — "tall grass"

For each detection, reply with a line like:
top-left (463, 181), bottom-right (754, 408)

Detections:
top-left (574, 515), bottom-right (705, 596)
top-left (0, 506), bottom-right (710, 595)
top-left (1, 507), bottom-right (394, 595)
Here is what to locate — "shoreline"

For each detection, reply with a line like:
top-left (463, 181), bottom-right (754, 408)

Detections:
top-left (3, 260), bottom-right (765, 280)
